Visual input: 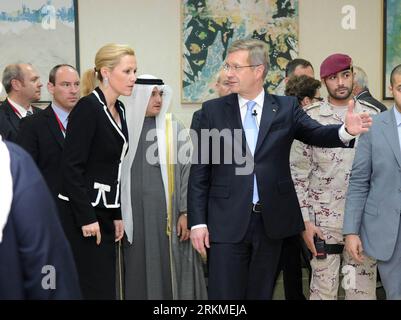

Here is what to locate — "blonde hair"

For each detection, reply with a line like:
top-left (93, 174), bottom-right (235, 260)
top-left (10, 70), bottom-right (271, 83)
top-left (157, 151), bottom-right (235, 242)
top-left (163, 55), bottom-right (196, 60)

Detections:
top-left (82, 43), bottom-right (135, 96)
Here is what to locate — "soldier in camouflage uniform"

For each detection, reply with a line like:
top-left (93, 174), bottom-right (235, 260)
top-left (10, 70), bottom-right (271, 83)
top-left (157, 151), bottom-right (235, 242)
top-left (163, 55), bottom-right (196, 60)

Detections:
top-left (290, 54), bottom-right (379, 300)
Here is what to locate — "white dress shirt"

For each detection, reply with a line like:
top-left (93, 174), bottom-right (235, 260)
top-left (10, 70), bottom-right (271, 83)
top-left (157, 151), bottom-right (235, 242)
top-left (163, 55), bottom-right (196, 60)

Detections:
top-left (238, 89), bottom-right (265, 128)
top-left (51, 102), bottom-right (70, 131)
top-left (8, 98), bottom-right (33, 118)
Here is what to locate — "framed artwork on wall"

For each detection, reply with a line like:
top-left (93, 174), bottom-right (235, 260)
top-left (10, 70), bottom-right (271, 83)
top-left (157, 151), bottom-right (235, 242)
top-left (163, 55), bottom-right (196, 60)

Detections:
top-left (383, 0), bottom-right (401, 100)
top-left (0, 0), bottom-right (79, 102)
top-left (181, 0), bottom-right (299, 104)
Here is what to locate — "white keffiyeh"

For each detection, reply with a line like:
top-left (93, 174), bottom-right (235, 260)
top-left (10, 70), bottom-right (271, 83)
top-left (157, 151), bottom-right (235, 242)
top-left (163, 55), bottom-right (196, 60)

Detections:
top-left (0, 136), bottom-right (13, 243)
top-left (120, 74), bottom-right (172, 243)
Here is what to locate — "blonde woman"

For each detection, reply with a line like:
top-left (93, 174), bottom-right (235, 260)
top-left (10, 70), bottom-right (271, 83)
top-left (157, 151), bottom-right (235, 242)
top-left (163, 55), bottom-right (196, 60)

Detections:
top-left (58, 43), bottom-right (136, 299)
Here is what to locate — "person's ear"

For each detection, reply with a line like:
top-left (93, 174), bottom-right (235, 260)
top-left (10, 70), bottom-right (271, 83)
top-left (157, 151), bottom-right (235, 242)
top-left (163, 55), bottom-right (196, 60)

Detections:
top-left (256, 65), bottom-right (265, 79)
top-left (47, 82), bottom-right (55, 95)
top-left (10, 78), bottom-right (22, 91)
top-left (100, 67), bottom-right (110, 81)
top-left (301, 96), bottom-right (311, 107)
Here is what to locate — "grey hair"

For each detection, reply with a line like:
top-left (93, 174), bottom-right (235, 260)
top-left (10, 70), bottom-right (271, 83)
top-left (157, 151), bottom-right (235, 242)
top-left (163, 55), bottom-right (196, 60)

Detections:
top-left (2, 64), bottom-right (24, 94)
top-left (228, 39), bottom-right (270, 79)
top-left (353, 66), bottom-right (368, 89)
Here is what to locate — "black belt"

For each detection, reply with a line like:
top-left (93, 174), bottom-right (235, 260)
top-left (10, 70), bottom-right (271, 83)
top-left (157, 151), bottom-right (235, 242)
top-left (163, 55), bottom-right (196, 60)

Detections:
top-left (252, 202), bottom-right (262, 213)
top-left (325, 243), bottom-right (344, 255)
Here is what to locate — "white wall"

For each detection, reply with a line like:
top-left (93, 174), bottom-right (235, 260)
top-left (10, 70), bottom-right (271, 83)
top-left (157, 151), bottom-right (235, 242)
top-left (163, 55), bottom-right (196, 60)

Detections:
top-left (299, 0), bottom-right (390, 106)
top-left (77, 0), bottom-right (389, 127)
top-left (78, 0), bottom-right (194, 123)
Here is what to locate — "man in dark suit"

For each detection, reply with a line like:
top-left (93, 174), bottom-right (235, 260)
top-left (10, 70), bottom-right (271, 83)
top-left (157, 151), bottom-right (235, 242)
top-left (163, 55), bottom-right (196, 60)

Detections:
top-left (353, 65), bottom-right (387, 112)
top-left (0, 63), bottom-right (43, 142)
top-left (17, 64), bottom-right (80, 199)
top-left (187, 39), bottom-right (372, 300)
top-left (0, 138), bottom-right (81, 299)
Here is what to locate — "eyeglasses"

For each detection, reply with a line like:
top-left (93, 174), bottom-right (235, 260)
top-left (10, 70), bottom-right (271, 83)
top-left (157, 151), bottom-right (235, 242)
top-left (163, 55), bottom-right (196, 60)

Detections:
top-left (222, 63), bottom-right (262, 72)
top-left (313, 97), bottom-right (324, 102)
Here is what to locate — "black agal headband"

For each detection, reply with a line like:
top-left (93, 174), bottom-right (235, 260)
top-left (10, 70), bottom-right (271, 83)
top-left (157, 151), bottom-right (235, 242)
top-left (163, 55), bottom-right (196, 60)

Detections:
top-left (135, 78), bottom-right (164, 85)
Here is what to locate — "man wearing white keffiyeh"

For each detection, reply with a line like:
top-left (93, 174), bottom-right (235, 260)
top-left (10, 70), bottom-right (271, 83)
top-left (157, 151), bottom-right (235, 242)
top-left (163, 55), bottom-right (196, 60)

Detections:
top-left (120, 74), bottom-right (207, 299)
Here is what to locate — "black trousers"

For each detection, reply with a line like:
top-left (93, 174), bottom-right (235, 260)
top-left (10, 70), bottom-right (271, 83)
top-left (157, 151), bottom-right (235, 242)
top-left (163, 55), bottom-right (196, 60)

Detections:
top-left (208, 212), bottom-right (282, 299)
top-left (58, 202), bottom-right (116, 300)
top-left (275, 235), bottom-right (306, 300)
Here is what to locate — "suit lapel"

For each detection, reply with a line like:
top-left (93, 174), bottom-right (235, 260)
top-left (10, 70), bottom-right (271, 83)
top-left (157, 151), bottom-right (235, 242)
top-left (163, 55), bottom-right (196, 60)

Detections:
top-left (381, 108), bottom-right (401, 169)
top-left (3, 100), bottom-right (20, 132)
top-left (223, 94), bottom-right (248, 156)
top-left (117, 101), bottom-right (128, 141)
top-left (32, 106), bottom-right (42, 114)
top-left (223, 94), bottom-right (242, 130)
top-left (45, 105), bottom-right (64, 148)
top-left (255, 93), bottom-right (278, 154)
top-left (93, 88), bottom-right (127, 144)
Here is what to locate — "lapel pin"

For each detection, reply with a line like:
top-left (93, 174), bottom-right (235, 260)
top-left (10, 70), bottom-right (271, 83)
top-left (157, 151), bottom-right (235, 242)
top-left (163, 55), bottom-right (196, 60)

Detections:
top-left (272, 108), bottom-right (277, 112)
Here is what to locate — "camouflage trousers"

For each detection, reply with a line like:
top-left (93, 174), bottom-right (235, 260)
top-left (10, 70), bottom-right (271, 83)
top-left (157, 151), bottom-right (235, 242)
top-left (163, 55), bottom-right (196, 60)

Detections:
top-left (309, 227), bottom-right (377, 300)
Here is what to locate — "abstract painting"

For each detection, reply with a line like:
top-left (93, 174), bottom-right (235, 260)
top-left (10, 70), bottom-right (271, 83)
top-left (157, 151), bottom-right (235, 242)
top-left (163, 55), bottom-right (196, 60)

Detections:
top-left (383, 0), bottom-right (401, 99)
top-left (0, 0), bottom-right (79, 102)
top-left (181, 0), bottom-right (298, 103)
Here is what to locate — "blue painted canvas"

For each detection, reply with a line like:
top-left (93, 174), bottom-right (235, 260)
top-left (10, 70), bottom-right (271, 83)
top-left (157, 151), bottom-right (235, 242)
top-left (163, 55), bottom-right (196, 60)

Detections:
top-left (0, 0), bottom-right (78, 102)
top-left (182, 0), bottom-right (298, 103)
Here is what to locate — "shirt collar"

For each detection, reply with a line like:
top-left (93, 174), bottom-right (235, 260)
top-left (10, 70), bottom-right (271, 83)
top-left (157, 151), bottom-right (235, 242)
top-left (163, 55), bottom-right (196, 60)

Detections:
top-left (8, 98), bottom-right (33, 118)
top-left (51, 102), bottom-right (70, 126)
top-left (238, 89), bottom-right (265, 109)
top-left (393, 105), bottom-right (401, 127)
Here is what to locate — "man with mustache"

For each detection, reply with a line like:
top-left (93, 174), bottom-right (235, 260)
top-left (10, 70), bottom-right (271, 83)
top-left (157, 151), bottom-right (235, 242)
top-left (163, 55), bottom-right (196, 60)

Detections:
top-left (0, 63), bottom-right (43, 142)
top-left (290, 53), bottom-right (379, 299)
top-left (121, 74), bottom-right (207, 299)
top-left (17, 64), bottom-right (80, 200)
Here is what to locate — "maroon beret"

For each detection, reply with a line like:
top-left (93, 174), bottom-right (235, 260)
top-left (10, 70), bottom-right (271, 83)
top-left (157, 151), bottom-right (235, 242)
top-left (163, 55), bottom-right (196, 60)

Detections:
top-left (320, 53), bottom-right (352, 78)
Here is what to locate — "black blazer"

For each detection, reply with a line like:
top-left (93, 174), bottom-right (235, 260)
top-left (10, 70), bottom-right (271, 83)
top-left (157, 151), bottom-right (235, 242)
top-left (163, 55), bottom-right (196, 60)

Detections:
top-left (356, 88), bottom-right (387, 112)
top-left (16, 104), bottom-right (65, 198)
top-left (0, 99), bottom-right (41, 142)
top-left (188, 92), bottom-right (351, 242)
top-left (58, 87), bottom-right (128, 227)
top-left (190, 109), bottom-right (202, 132)
top-left (0, 107), bottom-right (11, 139)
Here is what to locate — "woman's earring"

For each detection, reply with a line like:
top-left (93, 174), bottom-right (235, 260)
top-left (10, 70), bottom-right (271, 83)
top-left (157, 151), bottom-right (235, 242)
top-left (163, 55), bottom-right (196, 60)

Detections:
top-left (103, 77), bottom-right (109, 87)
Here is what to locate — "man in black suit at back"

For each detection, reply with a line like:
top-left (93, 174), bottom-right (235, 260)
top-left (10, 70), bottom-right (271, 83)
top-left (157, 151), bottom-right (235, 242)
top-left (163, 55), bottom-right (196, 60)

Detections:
top-left (0, 63), bottom-right (43, 142)
top-left (190, 70), bottom-right (231, 132)
top-left (17, 64), bottom-right (80, 199)
top-left (188, 39), bottom-right (373, 300)
top-left (353, 65), bottom-right (387, 112)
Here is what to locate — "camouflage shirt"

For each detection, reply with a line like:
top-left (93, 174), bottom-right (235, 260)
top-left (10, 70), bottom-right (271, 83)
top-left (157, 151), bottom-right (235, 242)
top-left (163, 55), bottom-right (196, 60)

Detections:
top-left (290, 99), bottom-right (380, 229)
